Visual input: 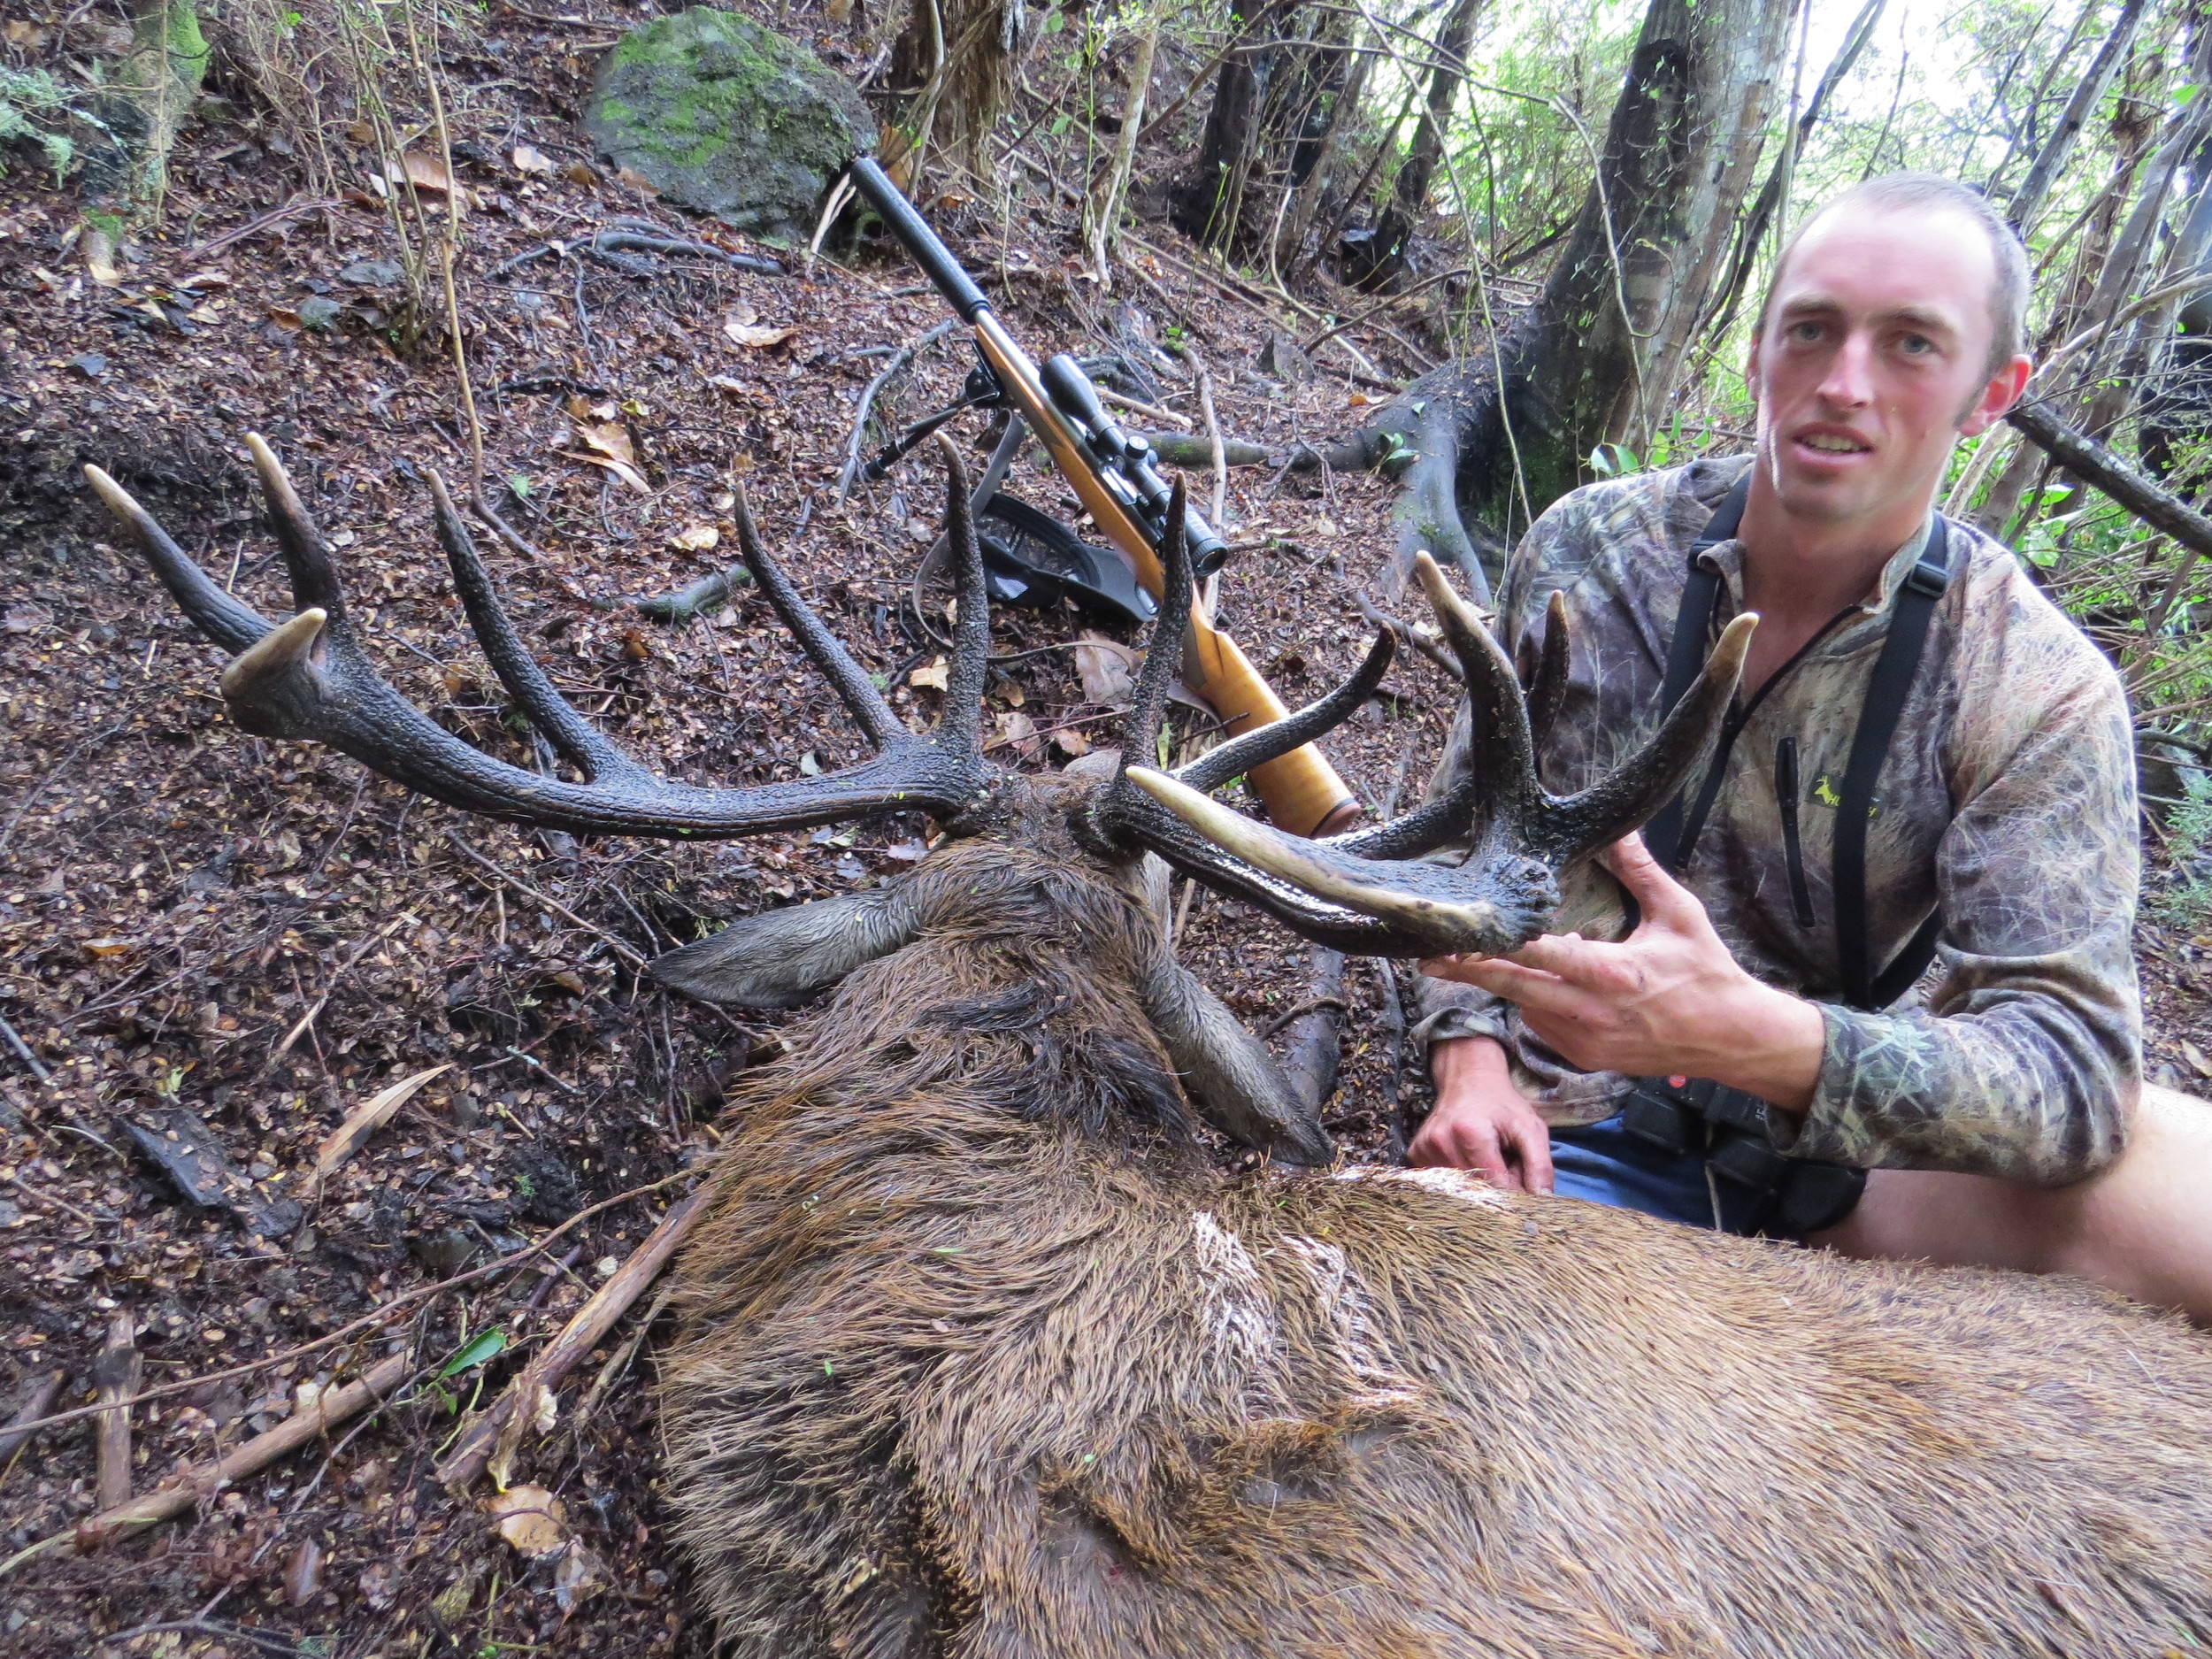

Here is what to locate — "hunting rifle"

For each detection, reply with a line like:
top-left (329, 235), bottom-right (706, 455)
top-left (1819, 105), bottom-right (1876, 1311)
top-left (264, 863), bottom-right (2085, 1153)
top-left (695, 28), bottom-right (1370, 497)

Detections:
top-left (845, 156), bottom-right (1361, 837)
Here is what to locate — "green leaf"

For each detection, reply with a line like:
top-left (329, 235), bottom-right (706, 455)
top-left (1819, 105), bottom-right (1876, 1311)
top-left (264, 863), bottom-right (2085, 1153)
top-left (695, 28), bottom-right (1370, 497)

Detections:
top-left (440, 1329), bottom-right (508, 1379)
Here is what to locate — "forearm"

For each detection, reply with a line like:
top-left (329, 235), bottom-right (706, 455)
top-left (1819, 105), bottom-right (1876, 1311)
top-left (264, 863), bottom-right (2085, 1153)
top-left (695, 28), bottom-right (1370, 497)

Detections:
top-left (1772, 985), bottom-right (2139, 1182)
top-left (1674, 979), bottom-right (1826, 1116)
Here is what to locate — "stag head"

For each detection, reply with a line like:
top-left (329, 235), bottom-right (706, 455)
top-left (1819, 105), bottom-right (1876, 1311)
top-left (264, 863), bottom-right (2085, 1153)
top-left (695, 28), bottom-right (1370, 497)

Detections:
top-left (88, 437), bottom-right (1748, 1164)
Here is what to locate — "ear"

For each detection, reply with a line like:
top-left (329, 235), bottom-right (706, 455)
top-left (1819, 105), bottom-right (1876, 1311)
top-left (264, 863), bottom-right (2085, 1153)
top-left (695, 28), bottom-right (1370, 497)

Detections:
top-left (1137, 956), bottom-right (1333, 1166)
top-left (1960, 353), bottom-right (2033, 437)
top-left (649, 884), bottom-right (919, 1009)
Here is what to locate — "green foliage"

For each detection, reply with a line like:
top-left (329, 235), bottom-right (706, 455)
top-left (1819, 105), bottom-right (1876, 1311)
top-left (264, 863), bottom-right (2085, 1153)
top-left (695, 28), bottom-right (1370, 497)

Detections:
top-left (0, 65), bottom-right (84, 182)
top-left (2153, 771), bottom-right (2212, 931)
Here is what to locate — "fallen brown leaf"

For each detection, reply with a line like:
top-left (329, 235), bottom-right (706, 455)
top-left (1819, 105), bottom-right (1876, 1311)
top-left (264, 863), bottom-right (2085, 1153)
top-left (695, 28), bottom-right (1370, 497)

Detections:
top-left (724, 318), bottom-right (798, 350)
top-left (1073, 633), bottom-right (1137, 707)
top-left (315, 1063), bottom-right (455, 1178)
top-left (491, 1484), bottom-right (567, 1556)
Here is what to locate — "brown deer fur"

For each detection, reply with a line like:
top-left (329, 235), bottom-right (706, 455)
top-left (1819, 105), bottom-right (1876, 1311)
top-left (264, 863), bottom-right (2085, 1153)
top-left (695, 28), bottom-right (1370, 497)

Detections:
top-left (92, 441), bottom-right (2212, 1658)
top-left (663, 784), bottom-right (2212, 1659)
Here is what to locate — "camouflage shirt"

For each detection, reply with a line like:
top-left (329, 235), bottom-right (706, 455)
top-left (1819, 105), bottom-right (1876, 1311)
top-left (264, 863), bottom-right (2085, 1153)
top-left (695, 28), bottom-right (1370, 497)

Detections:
top-left (1410, 455), bottom-right (2143, 1184)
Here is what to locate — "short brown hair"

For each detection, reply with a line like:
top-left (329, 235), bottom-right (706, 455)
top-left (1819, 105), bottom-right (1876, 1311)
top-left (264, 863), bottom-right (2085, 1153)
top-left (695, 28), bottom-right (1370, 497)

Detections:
top-left (1761, 173), bottom-right (2030, 380)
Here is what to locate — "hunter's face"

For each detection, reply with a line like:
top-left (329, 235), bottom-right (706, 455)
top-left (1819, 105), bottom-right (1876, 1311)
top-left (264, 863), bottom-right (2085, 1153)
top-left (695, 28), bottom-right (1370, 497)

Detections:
top-left (1748, 207), bottom-right (2022, 529)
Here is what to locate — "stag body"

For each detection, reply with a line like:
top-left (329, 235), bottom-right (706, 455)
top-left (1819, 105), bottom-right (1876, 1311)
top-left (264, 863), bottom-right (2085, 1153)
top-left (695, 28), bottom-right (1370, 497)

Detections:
top-left (96, 441), bottom-right (2212, 1658)
top-left (666, 803), bottom-right (2212, 1657)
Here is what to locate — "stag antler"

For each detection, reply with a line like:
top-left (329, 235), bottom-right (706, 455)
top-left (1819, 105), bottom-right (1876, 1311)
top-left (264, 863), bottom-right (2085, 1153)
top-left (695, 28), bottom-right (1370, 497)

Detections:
top-left (88, 435), bottom-right (995, 838)
top-left (1102, 536), bottom-right (1754, 959)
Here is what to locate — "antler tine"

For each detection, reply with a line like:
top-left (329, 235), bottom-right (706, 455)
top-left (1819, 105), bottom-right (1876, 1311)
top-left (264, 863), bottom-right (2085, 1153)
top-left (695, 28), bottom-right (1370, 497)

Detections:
top-left (932, 434), bottom-right (991, 766)
top-left (1172, 628), bottom-right (1394, 796)
top-left (1122, 476), bottom-right (1194, 780)
top-left (244, 433), bottom-right (349, 621)
top-left (96, 436), bottom-right (995, 840)
top-left (424, 470), bottom-right (644, 786)
top-left (1525, 588), bottom-right (1571, 757)
top-left (83, 465), bottom-right (272, 653)
top-left (730, 477), bottom-right (906, 750)
top-left (1410, 552), bottom-right (1541, 831)
top-left (1530, 611), bottom-right (1756, 867)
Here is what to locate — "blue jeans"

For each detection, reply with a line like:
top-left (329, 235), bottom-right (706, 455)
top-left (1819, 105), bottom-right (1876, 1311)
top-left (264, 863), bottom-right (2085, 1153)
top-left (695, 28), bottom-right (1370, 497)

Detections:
top-left (1549, 1113), bottom-right (1721, 1231)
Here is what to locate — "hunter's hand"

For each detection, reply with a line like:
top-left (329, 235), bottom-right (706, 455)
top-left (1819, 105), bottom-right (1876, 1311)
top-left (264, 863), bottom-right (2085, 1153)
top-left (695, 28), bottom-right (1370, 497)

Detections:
top-left (1421, 833), bottom-right (1826, 1114)
top-left (1409, 1036), bottom-right (1554, 1193)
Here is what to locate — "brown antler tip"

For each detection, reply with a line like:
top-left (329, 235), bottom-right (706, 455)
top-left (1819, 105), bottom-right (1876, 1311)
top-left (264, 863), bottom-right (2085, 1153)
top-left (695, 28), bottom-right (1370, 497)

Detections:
top-left (219, 608), bottom-right (327, 705)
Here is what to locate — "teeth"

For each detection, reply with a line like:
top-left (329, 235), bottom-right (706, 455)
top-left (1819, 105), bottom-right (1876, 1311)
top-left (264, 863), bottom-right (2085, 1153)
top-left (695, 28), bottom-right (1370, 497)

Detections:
top-left (1802, 435), bottom-right (1867, 453)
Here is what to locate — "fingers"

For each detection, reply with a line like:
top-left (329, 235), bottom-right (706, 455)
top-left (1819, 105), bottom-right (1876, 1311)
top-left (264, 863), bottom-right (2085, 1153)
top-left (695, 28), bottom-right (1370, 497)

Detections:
top-left (1601, 832), bottom-right (1701, 928)
top-left (1423, 954), bottom-right (1610, 1023)
top-left (1502, 1111), bottom-right (1555, 1194)
top-left (1409, 1114), bottom-right (1522, 1190)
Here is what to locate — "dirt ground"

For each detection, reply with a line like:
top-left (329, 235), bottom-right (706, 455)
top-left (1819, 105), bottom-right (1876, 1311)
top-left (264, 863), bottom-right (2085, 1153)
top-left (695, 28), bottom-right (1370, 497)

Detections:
top-left (2, 6), bottom-right (2208, 1655)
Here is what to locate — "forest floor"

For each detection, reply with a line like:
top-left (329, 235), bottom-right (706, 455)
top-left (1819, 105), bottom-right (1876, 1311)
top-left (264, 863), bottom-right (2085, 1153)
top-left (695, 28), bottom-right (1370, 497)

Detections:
top-left (2, 6), bottom-right (2209, 1657)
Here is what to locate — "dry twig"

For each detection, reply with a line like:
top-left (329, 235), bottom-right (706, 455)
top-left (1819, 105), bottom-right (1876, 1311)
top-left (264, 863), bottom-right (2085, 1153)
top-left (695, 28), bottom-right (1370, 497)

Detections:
top-left (438, 1184), bottom-right (713, 1489)
top-left (0, 1370), bottom-right (64, 1465)
top-left (94, 1313), bottom-right (142, 1511)
top-left (1, 1353), bottom-right (417, 1571)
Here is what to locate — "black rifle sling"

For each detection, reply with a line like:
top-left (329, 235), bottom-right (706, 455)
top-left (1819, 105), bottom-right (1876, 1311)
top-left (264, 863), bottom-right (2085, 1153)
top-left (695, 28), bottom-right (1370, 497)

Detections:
top-left (1833, 519), bottom-right (1953, 1010)
top-left (1645, 476), bottom-right (1749, 865)
top-left (1649, 483), bottom-right (1952, 1012)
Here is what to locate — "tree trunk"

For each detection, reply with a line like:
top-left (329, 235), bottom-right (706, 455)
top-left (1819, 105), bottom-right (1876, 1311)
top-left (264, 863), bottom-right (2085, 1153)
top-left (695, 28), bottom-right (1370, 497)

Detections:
top-left (1348, 0), bottom-right (1486, 290)
top-left (1699, 0), bottom-right (1886, 342)
top-left (1171, 0), bottom-right (1300, 249)
top-left (82, 0), bottom-right (210, 206)
top-left (1086, 20), bottom-right (1161, 284)
top-left (1340, 0), bottom-right (1794, 585)
top-left (2006, 0), bottom-right (2152, 234)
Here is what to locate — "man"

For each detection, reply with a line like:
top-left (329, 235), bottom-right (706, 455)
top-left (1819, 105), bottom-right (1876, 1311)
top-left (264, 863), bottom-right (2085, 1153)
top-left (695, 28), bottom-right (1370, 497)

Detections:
top-left (1409, 172), bottom-right (2212, 1319)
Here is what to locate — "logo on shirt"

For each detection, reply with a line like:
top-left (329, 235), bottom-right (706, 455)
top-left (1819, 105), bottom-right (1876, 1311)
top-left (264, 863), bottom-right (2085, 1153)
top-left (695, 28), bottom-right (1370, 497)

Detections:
top-left (1809, 774), bottom-right (1879, 818)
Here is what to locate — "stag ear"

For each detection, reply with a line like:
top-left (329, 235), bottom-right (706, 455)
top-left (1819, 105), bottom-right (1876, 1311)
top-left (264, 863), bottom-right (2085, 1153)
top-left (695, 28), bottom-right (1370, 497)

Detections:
top-left (649, 885), bottom-right (920, 1010)
top-left (1136, 957), bottom-right (1333, 1166)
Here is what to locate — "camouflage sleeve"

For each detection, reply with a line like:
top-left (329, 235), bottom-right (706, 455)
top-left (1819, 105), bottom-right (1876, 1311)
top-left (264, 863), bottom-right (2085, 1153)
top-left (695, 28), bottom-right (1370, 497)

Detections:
top-left (1407, 973), bottom-right (1516, 1058)
top-left (1767, 650), bottom-right (2142, 1183)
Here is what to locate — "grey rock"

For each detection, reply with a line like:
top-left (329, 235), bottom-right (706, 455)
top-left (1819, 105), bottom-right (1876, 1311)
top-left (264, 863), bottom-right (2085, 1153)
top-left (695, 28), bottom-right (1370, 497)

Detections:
top-left (340, 257), bottom-right (407, 287)
top-left (296, 295), bottom-right (344, 333)
top-left (584, 8), bottom-right (872, 245)
top-left (1256, 332), bottom-right (1313, 384)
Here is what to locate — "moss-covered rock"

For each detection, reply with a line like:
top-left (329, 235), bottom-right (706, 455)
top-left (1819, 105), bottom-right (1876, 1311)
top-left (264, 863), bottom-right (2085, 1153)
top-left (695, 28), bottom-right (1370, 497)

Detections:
top-left (586, 8), bottom-right (873, 245)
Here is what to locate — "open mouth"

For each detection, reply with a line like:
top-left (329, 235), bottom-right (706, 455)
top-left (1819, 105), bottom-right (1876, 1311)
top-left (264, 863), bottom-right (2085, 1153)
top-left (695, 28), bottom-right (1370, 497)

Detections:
top-left (1795, 431), bottom-right (1873, 457)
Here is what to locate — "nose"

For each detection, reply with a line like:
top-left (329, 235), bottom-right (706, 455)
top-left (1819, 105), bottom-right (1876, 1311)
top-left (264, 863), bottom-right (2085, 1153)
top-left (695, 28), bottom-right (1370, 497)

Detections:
top-left (1816, 329), bottom-right (1875, 410)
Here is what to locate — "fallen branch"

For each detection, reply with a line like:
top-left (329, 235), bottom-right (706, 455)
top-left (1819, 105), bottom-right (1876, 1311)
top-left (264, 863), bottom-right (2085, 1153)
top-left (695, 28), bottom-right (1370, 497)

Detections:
top-left (1098, 387), bottom-right (1191, 430)
top-left (834, 319), bottom-right (965, 504)
top-left (593, 229), bottom-right (782, 277)
top-left (2006, 401), bottom-right (2212, 564)
top-left (634, 563), bottom-right (755, 623)
top-left (437, 1184), bottom-right (712, 1489)
top-left (0, 1370), bottom-right (63, 1464)
top-left (1, 1172), bottom-right (692, 1445)
top-left (1353, 592), bottom-right (1462, 680)
top-left (0, 1352), bottom-right (415, 1572)
top-left (0, 1012), bottom-right (50, 1084)
top-left (443, 833), bottom-right (649, 969)
top-left (94, 1313), bottom-right (141, 1511)
top-left (1299, 265), bottom-right (1473, 357)
top-left (1141, 434), bottom-right (1272, 468)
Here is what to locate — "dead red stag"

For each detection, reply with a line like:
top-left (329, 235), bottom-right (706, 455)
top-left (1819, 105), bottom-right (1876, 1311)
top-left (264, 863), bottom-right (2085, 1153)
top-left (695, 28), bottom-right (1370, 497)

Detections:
top-left (93, 437), bottom-right (2212, 1658)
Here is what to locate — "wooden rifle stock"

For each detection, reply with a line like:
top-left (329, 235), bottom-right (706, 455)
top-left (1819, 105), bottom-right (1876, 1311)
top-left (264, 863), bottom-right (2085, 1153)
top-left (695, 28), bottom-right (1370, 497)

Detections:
top-left (967, 319), bottom-right (1356, 833)
top-left (844, 158), bottom-right (1356, 836)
